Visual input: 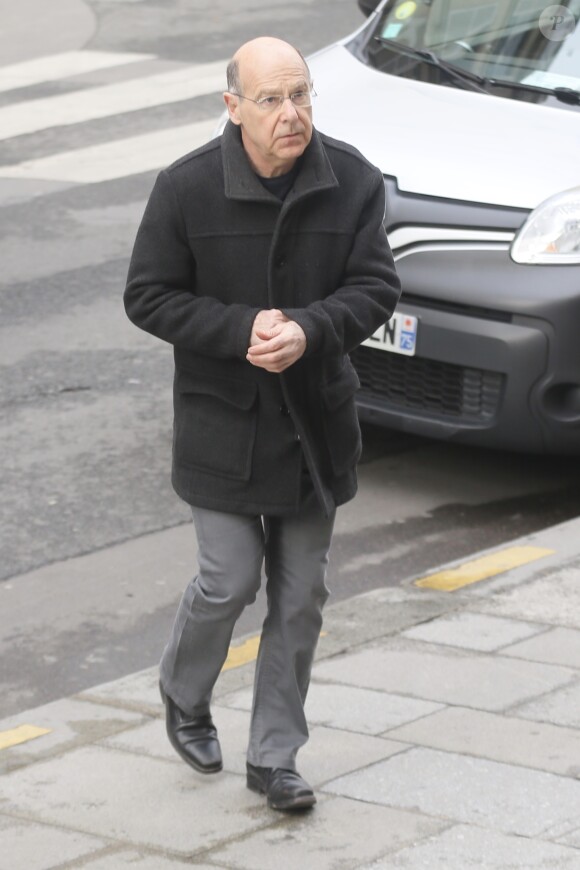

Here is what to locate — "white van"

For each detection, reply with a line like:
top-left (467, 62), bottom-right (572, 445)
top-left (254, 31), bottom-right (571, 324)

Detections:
top-left (307, 0), bottom-right (580, 453)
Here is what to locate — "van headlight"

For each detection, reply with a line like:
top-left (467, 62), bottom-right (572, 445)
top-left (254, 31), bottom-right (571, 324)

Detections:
top-left (510, 186), bottom-right (580, 265)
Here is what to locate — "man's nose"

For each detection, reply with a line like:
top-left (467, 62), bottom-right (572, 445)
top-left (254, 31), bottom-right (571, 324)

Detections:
top-left (279, 97), bottom-right (299, 120)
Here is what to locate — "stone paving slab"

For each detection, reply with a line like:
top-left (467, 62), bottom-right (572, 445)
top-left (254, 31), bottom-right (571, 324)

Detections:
top-left (502, 626), bottom-right (580, 669)
top-left (0, 746), bottom-right (270, 857)
top-left (511, 679), bottom-right (580, 731)
top-left (208, 794), bottom-right (447, 870)
top-left (100, 707), bottom-right (407, 784)
top-left (0, 697), bottom-right (146, 774)
top-left (401, 611), bottom-right (546, 652)
top-left (76, 667), bottom-right (163, 714)
top-left (306, 684), bottom-right (444, 735)
top-left (297, 726), bottom-right (408, 787)
top-left (66, 851), bottom-right (225, 869)
top-left (323, 746), bottom-right (580, 838)
top-left (100, 706), bottom-right (250, 768)
top-left (558, 825), bottom-right (580, 850)
top-left (474, 561), bottom-right (580, 630)
top-left (99, 717), bottom-right (180, 763)
top-left (312, 638), bottom-right (576, 711)
top-left (384, 706), bottom-right (580, 777)
top-left (220, 682), bottom-right (444, 735)
top-left (360, 823), bottom-right (580, 869)
top-left (0, 815), bottom-right (107, 870)
top-left (215, 711), bottom-right (409, 782)
top-left (79, 658), bottom-right (259, 714)
top-left (311, 585), bottom-right (459, 656)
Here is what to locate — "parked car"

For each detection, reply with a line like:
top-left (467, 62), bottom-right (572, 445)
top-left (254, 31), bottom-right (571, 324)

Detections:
top-left (305, 0), bottom-right (580, 453)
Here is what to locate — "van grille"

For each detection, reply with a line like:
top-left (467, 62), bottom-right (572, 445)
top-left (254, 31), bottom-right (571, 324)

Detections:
top-left (351, 346), bottom-right (504, 421)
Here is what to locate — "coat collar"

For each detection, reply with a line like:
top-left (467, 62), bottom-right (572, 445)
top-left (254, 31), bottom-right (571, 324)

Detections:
top-left (221, 120), bottom-right (338, 204)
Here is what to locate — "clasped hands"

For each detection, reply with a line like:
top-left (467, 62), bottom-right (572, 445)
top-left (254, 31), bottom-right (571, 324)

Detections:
top-left (246, 308), bottom-right (306, 373)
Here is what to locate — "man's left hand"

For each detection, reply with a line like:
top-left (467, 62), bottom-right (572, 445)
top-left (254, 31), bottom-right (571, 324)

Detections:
top-left (246, 319), bottom-right (306, 373)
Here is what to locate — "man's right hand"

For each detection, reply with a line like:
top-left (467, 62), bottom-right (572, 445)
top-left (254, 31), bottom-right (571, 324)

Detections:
top-left (248, 309), bottom-right (306, 373)
top-left (249, 309), bottom-right (288, 346)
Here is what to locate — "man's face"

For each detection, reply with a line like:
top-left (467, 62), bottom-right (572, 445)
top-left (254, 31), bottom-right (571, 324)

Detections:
top-left (224, 51), bottom-right (313, 177)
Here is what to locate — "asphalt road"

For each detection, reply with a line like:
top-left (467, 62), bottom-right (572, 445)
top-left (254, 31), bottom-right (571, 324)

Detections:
top-left (1, 0), bottom-right (580, 715)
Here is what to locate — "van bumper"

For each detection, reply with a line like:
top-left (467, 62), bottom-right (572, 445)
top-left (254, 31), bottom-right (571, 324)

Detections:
top-left (352, 248), bottom-right (580, 454)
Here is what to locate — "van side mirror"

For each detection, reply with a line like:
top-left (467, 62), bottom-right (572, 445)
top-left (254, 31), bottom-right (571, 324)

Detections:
top-left (357, 0), bottom-right (381, 15)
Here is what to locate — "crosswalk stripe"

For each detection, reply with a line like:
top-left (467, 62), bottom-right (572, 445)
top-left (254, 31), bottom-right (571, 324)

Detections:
top-left (0, 118), bottom-right (219, 183)
top-left (0, 50), bottom-right (155, 94)
top-left (0, 59), bottom-right (227, 141)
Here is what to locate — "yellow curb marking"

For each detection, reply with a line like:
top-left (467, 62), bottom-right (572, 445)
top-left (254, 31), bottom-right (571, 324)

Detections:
top-left (414, 545), bottom-right (555, 592)
top-left (222, 635), bottom-right (261, 672)
top-left (0, 724), bottom-right (52, 751)
top-left (221, 630), bottom-right (328, 672)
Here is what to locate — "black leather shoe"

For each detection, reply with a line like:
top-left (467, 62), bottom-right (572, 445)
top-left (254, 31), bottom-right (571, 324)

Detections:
top-left (159, 682), bottom-right (222, 774)
top-left (246, 762), bottom-right (316, 811)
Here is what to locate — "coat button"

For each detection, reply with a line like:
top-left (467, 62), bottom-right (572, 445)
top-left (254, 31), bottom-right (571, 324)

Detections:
top-left (280, 404), bottom-right (290, 416)
top-left (276, 256), bottom-right (286, 268)
top-left (295, 433), bottom-right (301, 442)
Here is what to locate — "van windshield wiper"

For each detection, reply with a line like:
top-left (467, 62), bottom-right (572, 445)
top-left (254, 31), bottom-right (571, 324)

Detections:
top-left (483, 77), bottom-right (580, 105)
top-left (375, 38), bottom-right (580, 106)
top-left (374, 37), bottom-right (490, 94)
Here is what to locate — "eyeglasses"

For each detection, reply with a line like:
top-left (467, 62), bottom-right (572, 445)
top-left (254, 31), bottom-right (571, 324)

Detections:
top-left (231, 88), bottom-right (317, 113)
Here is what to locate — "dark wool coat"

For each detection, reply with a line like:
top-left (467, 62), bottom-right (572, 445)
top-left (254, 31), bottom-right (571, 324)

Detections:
top-left (124, 121), bottom-right (401, 517)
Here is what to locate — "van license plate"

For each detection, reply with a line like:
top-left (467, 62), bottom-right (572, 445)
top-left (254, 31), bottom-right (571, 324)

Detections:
top-left (363, 312), bottom-right (418, 356)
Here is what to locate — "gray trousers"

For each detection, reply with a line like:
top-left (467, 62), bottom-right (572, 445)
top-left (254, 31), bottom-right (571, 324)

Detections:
top-left (159, 488), bottom-right (336, 770)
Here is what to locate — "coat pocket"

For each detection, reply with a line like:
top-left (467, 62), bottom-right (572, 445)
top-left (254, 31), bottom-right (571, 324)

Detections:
top-left (320, 359), bottom-right (362, 476)
top-left (174, 372), bottom-right (258, 481)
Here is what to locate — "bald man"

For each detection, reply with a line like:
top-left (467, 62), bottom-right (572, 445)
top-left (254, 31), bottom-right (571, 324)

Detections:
top-left (125, 37), bottom-right (400, 811)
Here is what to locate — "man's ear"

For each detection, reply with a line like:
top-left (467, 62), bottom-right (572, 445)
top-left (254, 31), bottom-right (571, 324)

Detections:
top-left (223, 92), bottom-right (241, 125)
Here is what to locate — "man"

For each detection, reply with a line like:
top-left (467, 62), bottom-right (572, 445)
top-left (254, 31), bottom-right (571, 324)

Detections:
top-left (124, 36), bottom-right (400, 811)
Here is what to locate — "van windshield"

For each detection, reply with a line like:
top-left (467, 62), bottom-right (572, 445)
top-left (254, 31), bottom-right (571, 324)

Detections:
top-left (360, 0), bottom-right (580, 107)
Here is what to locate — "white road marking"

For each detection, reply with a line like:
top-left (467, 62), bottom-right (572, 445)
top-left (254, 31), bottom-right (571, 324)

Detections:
top-left (0, 118), bottom-right (219, 183)
top-left (0, 60), bottom-right (227, 140)
top-left (0, 50), bottom-right (155, 94)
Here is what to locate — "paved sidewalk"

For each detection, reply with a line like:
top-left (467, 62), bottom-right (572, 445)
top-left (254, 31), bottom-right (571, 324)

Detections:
top-left (2, 516), bottom-right (580, 869)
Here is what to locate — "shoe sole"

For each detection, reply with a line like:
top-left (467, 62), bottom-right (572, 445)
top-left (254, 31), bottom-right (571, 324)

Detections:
top-left (246, 773), bottom-right (316, 811)
top-left (160, 683), bottom-right (222, 775)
